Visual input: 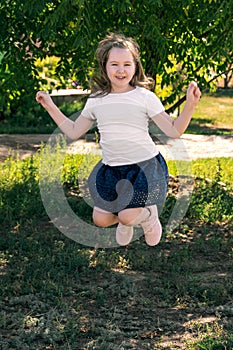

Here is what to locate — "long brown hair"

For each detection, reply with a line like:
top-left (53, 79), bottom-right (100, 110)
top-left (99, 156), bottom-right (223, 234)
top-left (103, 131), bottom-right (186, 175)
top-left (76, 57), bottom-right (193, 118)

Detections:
top-left (90, 33), bottom-right (154, 96)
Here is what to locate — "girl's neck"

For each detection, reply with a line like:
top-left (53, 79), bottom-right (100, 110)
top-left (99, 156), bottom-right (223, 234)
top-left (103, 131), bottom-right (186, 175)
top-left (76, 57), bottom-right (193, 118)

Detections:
top-left (110, 85), bottom-right (135, 94)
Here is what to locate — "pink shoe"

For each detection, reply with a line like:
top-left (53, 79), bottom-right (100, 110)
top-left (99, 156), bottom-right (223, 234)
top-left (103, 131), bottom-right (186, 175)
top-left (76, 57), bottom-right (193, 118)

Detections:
top-left (116, 223), bottom-right (133, 246)
top-left (141, 205), bottom-right (162, 246)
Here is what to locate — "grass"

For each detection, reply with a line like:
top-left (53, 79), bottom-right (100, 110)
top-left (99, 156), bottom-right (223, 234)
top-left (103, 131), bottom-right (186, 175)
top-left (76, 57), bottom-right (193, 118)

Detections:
top-left (187, 89), bottom-right (233, 135)
top-left (0, 149), bottom-right (232, 349)
top-left (167, 157), bottom-right (233, 189)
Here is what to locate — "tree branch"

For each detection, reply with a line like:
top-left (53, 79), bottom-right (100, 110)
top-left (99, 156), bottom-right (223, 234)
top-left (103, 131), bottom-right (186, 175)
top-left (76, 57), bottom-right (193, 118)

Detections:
top-left (165, 67), bottom-right (233, 114)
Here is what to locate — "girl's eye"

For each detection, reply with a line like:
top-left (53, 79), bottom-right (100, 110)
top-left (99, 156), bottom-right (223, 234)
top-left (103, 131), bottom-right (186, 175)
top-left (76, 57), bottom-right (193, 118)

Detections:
top-left (110, 63), bottom-right (131, 66)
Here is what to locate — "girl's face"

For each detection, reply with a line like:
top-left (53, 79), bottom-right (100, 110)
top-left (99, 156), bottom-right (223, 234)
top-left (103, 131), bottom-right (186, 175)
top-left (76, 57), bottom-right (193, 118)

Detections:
top-left (106, 47), bottom-right (136, 93)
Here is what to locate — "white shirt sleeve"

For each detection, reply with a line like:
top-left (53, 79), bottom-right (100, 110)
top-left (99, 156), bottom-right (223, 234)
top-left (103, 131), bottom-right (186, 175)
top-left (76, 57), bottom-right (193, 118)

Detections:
top-left (81, 98), bottom-right (97, 121)
top-left (145, 91), bottom-right (165, 118)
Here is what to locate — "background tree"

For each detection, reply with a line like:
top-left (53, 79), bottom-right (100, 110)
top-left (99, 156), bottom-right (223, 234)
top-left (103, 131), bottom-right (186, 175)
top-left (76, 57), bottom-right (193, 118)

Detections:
top-left (0, 0), bottom-right (232, 124)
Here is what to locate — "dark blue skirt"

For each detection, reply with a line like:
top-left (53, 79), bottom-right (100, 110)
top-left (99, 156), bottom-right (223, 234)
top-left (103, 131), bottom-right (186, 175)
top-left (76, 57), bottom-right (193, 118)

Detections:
top-left (88, 153), bottom-right (169, 214)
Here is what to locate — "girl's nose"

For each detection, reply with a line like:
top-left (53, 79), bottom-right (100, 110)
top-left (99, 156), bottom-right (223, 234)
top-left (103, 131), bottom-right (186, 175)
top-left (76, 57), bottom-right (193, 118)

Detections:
top-left (117, 66), bottom-right (124, 72)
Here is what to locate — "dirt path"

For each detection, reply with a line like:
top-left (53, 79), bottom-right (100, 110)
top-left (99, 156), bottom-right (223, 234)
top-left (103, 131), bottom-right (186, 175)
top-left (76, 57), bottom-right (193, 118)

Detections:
top-left (0, 134), bottom-right (50, 162)
top-left (0, 133), bottom-right (232, 162)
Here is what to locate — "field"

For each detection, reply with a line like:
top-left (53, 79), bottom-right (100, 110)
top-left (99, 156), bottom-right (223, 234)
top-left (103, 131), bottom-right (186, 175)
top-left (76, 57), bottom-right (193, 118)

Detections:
top-left (0, 149), bottom-right (232, 349)
top-left (188, 89), bottom-right (233, 135)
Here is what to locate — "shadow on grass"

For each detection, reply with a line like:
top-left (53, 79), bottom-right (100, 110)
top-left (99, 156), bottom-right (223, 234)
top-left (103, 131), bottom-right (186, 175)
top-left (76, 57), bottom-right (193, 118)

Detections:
top-left (0, 185), bottom-right (232, 349)
top-left (188, 117), bottom-right (233, 135)
top-left (212, 88), bottom-right (233, 98)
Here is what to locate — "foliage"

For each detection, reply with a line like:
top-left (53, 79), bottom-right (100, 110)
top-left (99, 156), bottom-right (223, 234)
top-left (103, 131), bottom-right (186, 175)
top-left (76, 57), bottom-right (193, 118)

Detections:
top-left (188, 176), bottom-right (233, 223)
top-left (0, 0), bottom-right (233, 124)
top-left (0, 149), bottom-right (232, 228)
top-left (167, 157), bottom-right (233, 190)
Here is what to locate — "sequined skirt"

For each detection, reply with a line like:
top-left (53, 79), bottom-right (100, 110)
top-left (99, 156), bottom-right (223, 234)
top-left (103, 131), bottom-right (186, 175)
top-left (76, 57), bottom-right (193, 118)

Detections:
top-left (88, 153), bottom-right (169, 214)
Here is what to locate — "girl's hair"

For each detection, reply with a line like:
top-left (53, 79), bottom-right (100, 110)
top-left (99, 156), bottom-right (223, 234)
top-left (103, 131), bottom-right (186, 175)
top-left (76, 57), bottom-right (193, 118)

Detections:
top-left (90, 32), bottom-right (154, 96)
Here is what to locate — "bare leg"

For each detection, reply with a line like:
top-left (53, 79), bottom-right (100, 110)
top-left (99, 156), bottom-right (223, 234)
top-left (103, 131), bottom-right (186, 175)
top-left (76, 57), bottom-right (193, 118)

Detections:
top-left (117, 206), bottom-right (162, 246)
top-left (115, 207), bottom-right (149, 246)
top-left (118, 207), bottom-right (149, 226)
top-left (93, 207), bottom-right (119, 227)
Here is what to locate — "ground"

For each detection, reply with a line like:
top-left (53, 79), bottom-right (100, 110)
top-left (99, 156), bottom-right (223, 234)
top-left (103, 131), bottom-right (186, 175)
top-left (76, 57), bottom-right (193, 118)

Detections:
top-left (0, 135), bottom-right (232, 350)
top-left (0, 134), bottom-right (50, 162)
top-left (1, 133), bottom-right (233, 162)
top-left (1, 219), bottom-right (232, 349)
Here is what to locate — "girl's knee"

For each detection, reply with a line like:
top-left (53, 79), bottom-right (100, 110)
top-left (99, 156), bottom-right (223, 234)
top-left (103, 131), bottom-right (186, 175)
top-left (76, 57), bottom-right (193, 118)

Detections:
top-left (92, 209), bottom-right (118, 227)
top-left (118, 208), bottom-right (142, 226)
top-left (93, 219), bottom-right (109, 227)
top-left (93, 213), bottom-right (109, 227)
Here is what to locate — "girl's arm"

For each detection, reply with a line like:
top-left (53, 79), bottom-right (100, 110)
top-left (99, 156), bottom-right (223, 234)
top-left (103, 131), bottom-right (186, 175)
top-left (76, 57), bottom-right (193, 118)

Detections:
top-left (151, 82), bottom-right (201, 138)
top-left (36, 91), bottom-right (94, 140)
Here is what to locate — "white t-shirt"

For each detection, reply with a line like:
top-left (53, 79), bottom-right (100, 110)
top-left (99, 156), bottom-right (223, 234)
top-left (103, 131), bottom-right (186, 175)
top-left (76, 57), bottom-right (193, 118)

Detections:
top-left (82, 86), bottom-right (165, 166)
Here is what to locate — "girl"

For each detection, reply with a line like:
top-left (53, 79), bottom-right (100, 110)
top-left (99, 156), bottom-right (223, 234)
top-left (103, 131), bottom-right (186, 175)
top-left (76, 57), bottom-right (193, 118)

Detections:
top-left (36, 32), bottom-right (201, 247)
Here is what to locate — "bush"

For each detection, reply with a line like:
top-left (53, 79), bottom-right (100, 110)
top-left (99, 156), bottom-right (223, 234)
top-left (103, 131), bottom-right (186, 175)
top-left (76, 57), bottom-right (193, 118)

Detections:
top-left (1, 151), bottom-right (232, 229)
top-left (188, 174), bottom-right (233, 223)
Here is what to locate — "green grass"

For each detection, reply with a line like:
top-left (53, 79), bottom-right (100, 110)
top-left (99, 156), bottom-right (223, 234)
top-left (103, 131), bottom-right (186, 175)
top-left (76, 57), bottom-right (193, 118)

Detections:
top-left (0, 151), bottom-right (232, 349)
top-left (167, 157), bottom-right (233, 189)
top-left (188, 89), bottom-right (233, 135)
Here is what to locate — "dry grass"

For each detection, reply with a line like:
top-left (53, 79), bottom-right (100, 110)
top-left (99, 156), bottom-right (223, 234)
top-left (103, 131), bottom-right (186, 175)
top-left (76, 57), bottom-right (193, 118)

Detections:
top-left (188, 89), bottom-right (233, 134)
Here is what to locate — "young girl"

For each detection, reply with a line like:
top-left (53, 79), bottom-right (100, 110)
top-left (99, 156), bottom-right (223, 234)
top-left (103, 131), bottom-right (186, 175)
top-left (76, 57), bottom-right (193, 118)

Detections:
top-left (36, 32), bottom-right (201, 247)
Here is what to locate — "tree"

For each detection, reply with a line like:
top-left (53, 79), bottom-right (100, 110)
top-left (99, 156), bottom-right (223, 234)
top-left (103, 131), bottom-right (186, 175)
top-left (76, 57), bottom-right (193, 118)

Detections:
top-left (0, 0), bottom-right (232, 121)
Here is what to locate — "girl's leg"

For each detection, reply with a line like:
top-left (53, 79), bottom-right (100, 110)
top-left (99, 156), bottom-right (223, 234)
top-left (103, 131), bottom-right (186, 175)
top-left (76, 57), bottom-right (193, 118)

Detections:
top-left (92, 207), bottom-right (134, 247)
top-left (92, 206), bottom-right (161, 246)
top-left (93, 207), bottom-right (119, 227)
top-left (118, 207), bottom-right (149, 226)
top-left (116, 207), bottom-right (143, 246)
top-left (118, 206), bottom-right (162, 246)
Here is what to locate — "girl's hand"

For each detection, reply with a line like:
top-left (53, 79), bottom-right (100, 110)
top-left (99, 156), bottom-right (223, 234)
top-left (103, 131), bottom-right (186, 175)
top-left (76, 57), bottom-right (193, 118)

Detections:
top-left (186, 81), bottom-right (201, 106)
top-left (36, 91), bottom-right (54, 110)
